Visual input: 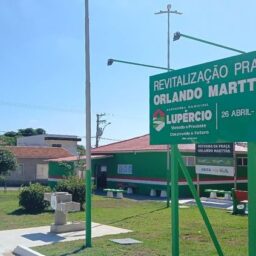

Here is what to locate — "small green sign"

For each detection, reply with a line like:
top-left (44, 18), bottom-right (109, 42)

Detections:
top-left (195, 143), bottom-right (234, 176)
top-left (150, 51), bottom-right (256, 144)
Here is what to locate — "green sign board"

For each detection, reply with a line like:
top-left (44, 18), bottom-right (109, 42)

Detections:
top-left (150, 51), bottom-right (256, 144)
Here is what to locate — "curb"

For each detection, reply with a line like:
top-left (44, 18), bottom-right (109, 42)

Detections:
top-left (13, 245), bottom-right (45, 256)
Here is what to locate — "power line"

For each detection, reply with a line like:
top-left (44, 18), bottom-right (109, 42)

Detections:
top-left (0, 100), bottom-right (84, 114)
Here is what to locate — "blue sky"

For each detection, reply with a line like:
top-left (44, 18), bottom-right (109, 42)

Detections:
top-left (0, 0), bottom-right (255, 146)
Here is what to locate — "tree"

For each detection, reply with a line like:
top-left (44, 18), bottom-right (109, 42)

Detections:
top-left (18, 128), bottom-right (36, 137)
top-left (4, 131), bottom-right (17, 137)
top-left (35, 128), bottom-right (46, 135)
top-left (0, 128), bottom-right (47, 146)
top-left (0, 136), bottom-right (16, 146)
top-left (18, 128), bottom-right (46, 137)
top-left (0, 149), bottom-right (17, 175)
top-left (77, 145), bottom-right (86, 155)
top-left (0, 149), bottom-right (17, 191)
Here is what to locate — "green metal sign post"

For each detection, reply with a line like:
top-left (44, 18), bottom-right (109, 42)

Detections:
top-left (171, 145), bottom-right (179, 255)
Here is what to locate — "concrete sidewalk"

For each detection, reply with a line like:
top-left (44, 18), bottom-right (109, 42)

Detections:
top-left (0, 223), bottom-right (131, 255)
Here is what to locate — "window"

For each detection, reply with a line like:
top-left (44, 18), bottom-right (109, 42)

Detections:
top-left (16, 164), bottom-right (24, 176)
top-left (182, 156), bottom-right (195, 166)
top-left (117, 164), bottom-right (133, 175)
top-left (236, 157), bottom-right (248, 166)
top-left (52, 144), bottom-right (62, 148)
top-left (36, 164), bottom-right (49, 179)
top-left (100, 166), bottom-right (107, 172)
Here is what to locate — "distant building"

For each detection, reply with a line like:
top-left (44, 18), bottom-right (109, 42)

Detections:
top-left (47, 134), bottom-right (248, 197)
top-left (4, 146), bottom-right (73, 185)
top-left (17, 134), bottom-right (81, 156)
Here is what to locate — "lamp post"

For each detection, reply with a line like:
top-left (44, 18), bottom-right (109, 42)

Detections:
top-left (155, 4), bottom-right (182, 211)
top-left (85, 0), bottom-right (92, 248)
top-left (173, 32), bottom-right (246, 54)
top-left (107, 58), bottom-right (171, 71)
top-left (155, 4), bottom-right (182, 70)
top-left (173, 31), bottom-right (256, 256)
top-left (155, 5), bottom-right (182, 255)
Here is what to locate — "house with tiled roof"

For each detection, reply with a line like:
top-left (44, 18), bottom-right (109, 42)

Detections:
top-left (47, 134), bottom-right (248, 197)
top-left (2, 146), bottom-right (73, 185)
top-left (17, 134), bottom-right (81, 156)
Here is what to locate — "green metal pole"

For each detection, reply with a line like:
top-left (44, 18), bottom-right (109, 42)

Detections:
top-left (86, 169), bottom-right (92, 246)
top-left (180, 33), bottom-right (245, 54)
top-left (248, 142), bottom-right (256, 256)
top-left (171, 144), bottom-right (179, 255)
top-left (166, 147), bottom-right (171, 208)
top-left (108, 59), bottom-right (172, 71)
top-left (176, 150), bottom-right (224, 256)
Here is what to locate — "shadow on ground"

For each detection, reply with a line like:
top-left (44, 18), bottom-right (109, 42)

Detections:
top-left (59, 245), bottom-right (86, 256)
top-left (8, 208), bottom-right (53, 216)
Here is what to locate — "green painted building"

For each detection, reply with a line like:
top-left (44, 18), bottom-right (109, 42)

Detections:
top-left (48, 135), bottom-right (248, 197)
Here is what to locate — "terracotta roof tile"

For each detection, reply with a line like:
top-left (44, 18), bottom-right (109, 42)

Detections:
top-left (47, 154), bottom-right (112, 162)
top-left (91, 134), bottom-right (247, 154)
top-left (2, 146), bottom-right (73, 159)
top-left (91, 134), bottom-right (194, 153)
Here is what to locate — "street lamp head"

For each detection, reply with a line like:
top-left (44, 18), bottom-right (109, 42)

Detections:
top-left (173, 32), bottom-right (181, 41)
top-left (167, 4), bottom-right (172, 10)
top-left (107, 59), bottom-right (114, 66)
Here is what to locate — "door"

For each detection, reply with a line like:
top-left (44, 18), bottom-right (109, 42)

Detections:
top-left (96, 165), bottom-right (107, 189)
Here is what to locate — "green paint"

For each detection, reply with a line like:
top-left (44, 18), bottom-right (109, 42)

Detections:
top-left (180, 33), bottom-right (245, 54)
top-left (171, 145), bottom-right (179, 255)
top-left (86, 168), bottom-right (92, 247)
top-left (177, 150), bottom-right (224, 256)
top-left (150, 51), bottom-right (256, 144)
top-left (248, 142), bottom-right (256, 256)
top-left (166, 148), bottom-right (171, 208)
top-left (108, 59), bottom-right (172, 71)
top-left (48, 162), bottom-right (74, 177)
top-left (196, 157), bottom-right (233, 166)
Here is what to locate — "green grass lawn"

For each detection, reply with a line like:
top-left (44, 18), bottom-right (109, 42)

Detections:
top-left (0, 190), bottom-right (248, 255)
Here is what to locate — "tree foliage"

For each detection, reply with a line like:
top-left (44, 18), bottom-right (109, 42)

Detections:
top-left (0, 136), bottom-right (16, 146)
top-left (4, 131), bottom-right (17, 137)
top-left (18, 128), bottom-right (42, 137)
top-left (0, 128), bottom-right (47, 146)
top-left (19, 183), bottom-right (51, 213)
top-left (55, 176), bottom-right (85, 210)
top-left (0, 149), bottom-right (17, 175)
top-left (77, 144), bottom-right (86, 155)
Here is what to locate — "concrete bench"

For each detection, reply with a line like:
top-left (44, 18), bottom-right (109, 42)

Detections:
top-left (149, 189), bottom-right (167, 197)
top-left (150, 189), bottom-right (157, 197)
top-left (104, 189), bottom-right (125, 199)
top-left (205, 189), bottom-right (231, 200)
top-left (127, 187), bottom-right (133, 194)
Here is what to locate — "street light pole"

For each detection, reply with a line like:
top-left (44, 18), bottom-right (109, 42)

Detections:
top-left (173, 32), bottom-right (246, 54)
top-left (155, 4), bottom-right (182, 214)
top-left (155, 5), bottom-right (182, 255)
top-left (85, 0), bottom-right (92, 248)
top-left (155, 4), bottom-right (182, 71)
top-left (107, 58), bottom-right (172, 71)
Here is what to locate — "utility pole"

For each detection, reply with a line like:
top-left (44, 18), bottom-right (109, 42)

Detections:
top-left (85, 0), bottom-right (92, 248)
top-left (95, 113), bottom-right (110, 148)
